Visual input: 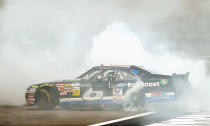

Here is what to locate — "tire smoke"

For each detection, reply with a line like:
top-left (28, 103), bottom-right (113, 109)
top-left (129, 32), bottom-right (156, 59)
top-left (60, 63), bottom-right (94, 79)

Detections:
top-left (0, 0), bottom-right (210, 109)
top-left (88, 22), bottom-right (210, 112)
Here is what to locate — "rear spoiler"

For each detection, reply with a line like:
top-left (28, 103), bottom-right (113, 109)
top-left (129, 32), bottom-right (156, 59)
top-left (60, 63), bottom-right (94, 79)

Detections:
top-left (172, 72), bottom-right (190, 80)
top-left (172, 72), bottom-right (190, 91)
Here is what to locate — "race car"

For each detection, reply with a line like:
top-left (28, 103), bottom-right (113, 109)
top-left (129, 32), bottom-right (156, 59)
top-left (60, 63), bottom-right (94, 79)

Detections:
top-left (25, 65), bottom-right (190, 111)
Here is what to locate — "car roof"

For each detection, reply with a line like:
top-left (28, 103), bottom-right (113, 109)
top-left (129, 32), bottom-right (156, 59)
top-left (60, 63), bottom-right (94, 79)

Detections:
top-left (93, 65), bottom-right (159, 74)
top-left (76, 65), bottom-right (157, 79)
top-left (93, 65), bottom-right (131, 69)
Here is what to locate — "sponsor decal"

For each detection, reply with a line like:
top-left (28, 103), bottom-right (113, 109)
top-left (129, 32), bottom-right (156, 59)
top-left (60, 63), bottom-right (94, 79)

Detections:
top-left (58, 86), bottom-right (64, 91)
top-left (64, 84), bottom-right (71, 88)
top-left (72, 90), bottom-right (80, 96)
top-left (143, 82), bottom-right (160, 87)
top-left (128, 82), bottom-right (160, 87)
top-left (82, 89), bottom-right (103, 101)
top-left (60, 92), bottom-right (68, 95)
top-left (64, 87), bottom-right (73, 92)
top-left (160, 79), bottom-right (168, 85)
top-left (146, 91), bottom-right (175, 97)
top-left (151, 92), bottom-right (161, 97)
top-left (28, 94), bottom-right (34, 98)
top-left (57, 84), bottom-right (72, 91)
top-left (72, 87), bottom-right (80, 96)
top-left (130, 69), bottom-right (140, 75)
top-left (113, 88), bottom-right (123, 101)
top-left (56, 84), bottom-right (64, 87)
top-left (128, 83), bottom-right (136, 87)
top-left (113, 88), bottom-right (122, 94)
top-left (65, 89), bottom-right (73, 92)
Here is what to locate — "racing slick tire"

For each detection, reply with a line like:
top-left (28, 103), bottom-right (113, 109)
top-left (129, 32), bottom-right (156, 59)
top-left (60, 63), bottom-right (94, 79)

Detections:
top-left (122, 91), bottom-right (145, 112)
top-left (36, 88), bottom-right (59, 110)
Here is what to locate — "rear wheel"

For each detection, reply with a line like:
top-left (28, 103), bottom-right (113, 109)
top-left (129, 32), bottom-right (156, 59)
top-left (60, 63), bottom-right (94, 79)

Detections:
top-left (123, 91), bottom-right (145, 112)
top-left (36, 88), bottom-right (58, 109)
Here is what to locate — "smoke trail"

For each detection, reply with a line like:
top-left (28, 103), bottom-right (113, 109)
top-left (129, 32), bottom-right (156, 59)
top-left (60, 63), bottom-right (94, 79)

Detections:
top-left (88, 22), bottom-right (210, 111)
top-left (0, 0), bottom-right (93, 105)
top-left (0, 0), bottom-right (210, 106)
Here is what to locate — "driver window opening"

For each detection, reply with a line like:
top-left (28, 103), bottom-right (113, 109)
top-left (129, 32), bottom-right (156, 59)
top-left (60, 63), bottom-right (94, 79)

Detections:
top-left (116, 70), bottom-right (137, 81)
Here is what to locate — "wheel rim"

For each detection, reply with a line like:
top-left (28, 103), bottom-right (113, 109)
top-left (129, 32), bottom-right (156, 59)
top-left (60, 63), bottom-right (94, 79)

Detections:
top-left (37, 92), bottom-right (48, 108)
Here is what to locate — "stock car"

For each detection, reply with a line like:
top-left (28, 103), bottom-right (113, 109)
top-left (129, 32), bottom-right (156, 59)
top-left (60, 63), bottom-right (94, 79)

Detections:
top-left (25, 65), bottom-right (190, 111)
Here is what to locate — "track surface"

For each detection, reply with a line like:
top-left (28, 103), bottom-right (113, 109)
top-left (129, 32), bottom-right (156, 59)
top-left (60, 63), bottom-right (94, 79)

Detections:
top-left (147, 111), bottom-right (210, 126)
top-left (1, 105), bottom-right (209, 126)
top-left (0, 106), bottom-right (140, 126)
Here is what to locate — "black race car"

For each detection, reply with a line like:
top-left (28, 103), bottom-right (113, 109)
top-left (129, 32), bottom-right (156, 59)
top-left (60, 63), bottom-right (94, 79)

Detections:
top-left (25, 65), bottom-right (190, 111)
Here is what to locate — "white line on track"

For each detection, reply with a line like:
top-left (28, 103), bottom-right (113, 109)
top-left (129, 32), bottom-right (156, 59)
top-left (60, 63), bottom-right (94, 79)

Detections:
top-left (89, 112), bottom-right (156, 126)
top-left (147, 112), bottom-right (210, 126)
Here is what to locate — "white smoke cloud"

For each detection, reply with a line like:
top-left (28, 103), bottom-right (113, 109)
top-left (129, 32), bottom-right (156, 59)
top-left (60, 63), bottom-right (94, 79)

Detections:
top-left (88, 22), bottom-right (152, 66)
top-left (88, 22), bottom-right (208, 79)
top-left (0, 0), bottom-right (210, 108)
top-left (0, 0), bottom-right (91, 105)
top-left (88, 22), bottom-right (210, 111)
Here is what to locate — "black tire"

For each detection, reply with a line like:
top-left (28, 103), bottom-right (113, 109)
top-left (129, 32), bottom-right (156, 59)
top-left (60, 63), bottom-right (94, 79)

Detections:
top-left (36, 88), bottom-right (58, 110)
top-left (123, 91), bottom-right (145, 112)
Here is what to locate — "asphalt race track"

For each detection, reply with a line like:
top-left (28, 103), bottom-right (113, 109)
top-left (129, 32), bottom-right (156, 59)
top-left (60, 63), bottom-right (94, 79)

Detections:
top-left (0, 106), bottom-right (139, 126)
top-left (1, 105), bottom-right (210, 126)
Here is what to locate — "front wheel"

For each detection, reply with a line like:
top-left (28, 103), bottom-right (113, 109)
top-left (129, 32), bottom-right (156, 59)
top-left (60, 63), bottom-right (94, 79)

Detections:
top-left (36, 89), bottom-right (58, 109)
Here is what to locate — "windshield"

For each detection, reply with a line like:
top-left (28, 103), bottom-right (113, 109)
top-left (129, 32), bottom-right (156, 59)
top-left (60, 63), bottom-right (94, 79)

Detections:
top-left (77, 68), bottom-right (103, 80)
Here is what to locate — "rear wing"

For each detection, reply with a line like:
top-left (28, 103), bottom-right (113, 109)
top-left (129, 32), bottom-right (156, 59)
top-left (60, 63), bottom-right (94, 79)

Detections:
top-left (172, 72), bottom-right (189, 80)
top-left (172, 72), bottom-right (191, 91)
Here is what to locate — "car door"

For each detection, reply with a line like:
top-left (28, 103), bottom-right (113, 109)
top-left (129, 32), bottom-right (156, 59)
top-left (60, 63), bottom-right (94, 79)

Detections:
top-left (94, 69), bottom-right (117, 96)
top-left (113, 69), bottom-right (138, 93)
